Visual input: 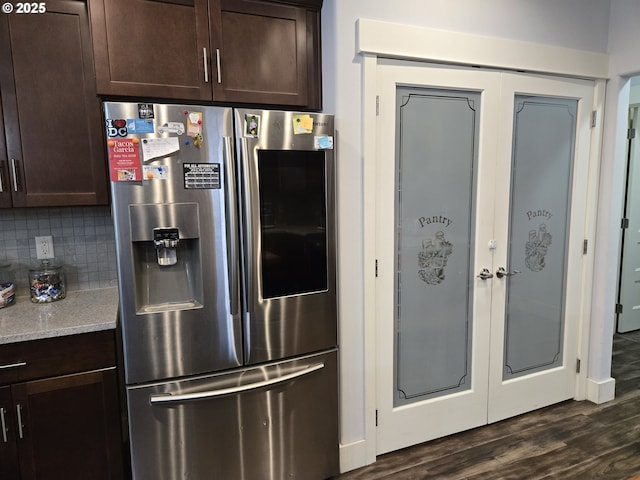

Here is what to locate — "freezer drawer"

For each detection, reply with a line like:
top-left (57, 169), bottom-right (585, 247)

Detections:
top-left (126, 350), bottom-right (339, 480)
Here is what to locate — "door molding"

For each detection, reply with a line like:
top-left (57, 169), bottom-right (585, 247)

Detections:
top-left (354, 18), bottom-right (607, 470)
top-left (357, 19), bottom-right (609, 80)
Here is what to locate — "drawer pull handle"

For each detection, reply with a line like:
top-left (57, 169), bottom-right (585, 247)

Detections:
top-left (16, 404), bottom-right (24, 439)
top-left (0, 361), bottom-right (27, 370)
top-left (0, 407), bottom-right (7, 443)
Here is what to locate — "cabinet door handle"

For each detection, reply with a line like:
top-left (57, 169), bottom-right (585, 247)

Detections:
top-left (0, 161), bottom-right (4, 193)
top-left (0, 407), bottom-right (7, 443)
top-left (216, 48), bottom-right (222, 84)
top-left (16, 404), bottom-right (24, 439)
top-left (203, 47), bottom-right (209, 83)
top-left (0, 361), bottom-right (27, 370)
top-left (10, 158), bottom-right (19, 192)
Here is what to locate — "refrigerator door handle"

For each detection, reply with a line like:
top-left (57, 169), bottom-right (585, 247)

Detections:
top-left (238, 137), bottom-right (256, 315)
top-left (149, 362), bottom-right (325, 405)
top-left (223, 136), bottom-right (240, 317)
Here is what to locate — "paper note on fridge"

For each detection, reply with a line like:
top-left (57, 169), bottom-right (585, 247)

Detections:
top-left (141, 137), bottom-right (180, 162)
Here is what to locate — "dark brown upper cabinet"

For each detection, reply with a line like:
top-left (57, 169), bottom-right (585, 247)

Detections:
top-left (89, 0), bottom-right (212, 101)
top-left (209, 0), bottom-right (321, 108)
top-left (0, 0), bottom-right (109, 208)
top-left (89, 0), bottom-right (322, 109)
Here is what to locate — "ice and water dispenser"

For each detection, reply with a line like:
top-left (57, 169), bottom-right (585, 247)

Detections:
top-left (129, 203), bottom-right (203, 313)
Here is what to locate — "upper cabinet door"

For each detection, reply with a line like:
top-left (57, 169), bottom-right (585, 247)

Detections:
top-left (0, 94), bottom-right (11, 209)
top-left (209, 0), bottom-right (321, 109)
top-left (0, 0), bottom-right (109, 207)
top-left (89, 0), bottom-right (212, 100)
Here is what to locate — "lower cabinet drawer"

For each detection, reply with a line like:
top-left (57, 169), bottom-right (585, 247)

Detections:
top-left (0, 330), bottom-right (116, 386)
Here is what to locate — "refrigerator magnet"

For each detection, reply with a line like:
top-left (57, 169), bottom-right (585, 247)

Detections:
top-left (187, 112), bottom-right (203, 136)
top-left (137, 103), bottom-right (154, 119)
top-left (293, 114), bottom-right (313, 134)
top-left (126, 119), bottom-right (154, 134)
top-left (141, 137), bottom-right (180, 163)
top-left (106, 119), bottom-right (128, 137)
top-left (107, 138), bottom-right (142, 182)
top-left (244, 114), bottom-right (260, 138)
top-left (183, 163), bottom-right (221, 189)
top-left (314, 135), bottom-right (334, 150)
top-left (157, 122), bottom-right (185, 135)
top-left (143, 165), bottom-right (169, 180)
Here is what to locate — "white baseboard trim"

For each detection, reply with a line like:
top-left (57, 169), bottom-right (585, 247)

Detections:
top-left (586, 377), bottom-right (616, 404)
top-left (338, 378), bottom-right (616, 472)
top-left (337, 380), bottom-right (614, 474)
top-left (339, 439), bottom-right (370, 474)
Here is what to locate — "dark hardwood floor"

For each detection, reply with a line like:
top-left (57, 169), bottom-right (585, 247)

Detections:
top-left (333, 331), bottom-right (640, 480)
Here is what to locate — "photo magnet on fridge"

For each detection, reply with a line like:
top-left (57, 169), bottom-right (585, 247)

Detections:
top-left (244, 114), bottom-right (260, 138)
top-left (138, 103), bottom-right (154, 119)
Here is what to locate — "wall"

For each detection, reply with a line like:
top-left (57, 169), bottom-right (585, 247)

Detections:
top-left (321, 0), bottom-right (612, 469)
top-left (590, 0), bottom-right (640, 389)
top-left (0, 207), bottom-right (117, 295)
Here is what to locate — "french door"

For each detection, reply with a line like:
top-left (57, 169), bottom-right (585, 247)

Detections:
top-left (375, 62), bottom-right (595, 454)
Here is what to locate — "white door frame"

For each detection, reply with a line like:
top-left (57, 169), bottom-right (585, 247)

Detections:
top-left (357, 18), bottom-right (607, 468)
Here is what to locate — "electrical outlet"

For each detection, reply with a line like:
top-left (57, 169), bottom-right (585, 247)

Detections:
top-left (35, 236), bottom-right (55, 259)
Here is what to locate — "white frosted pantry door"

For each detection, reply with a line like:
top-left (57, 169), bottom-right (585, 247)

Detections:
top-left (375, 63), bottom-right (594, 454)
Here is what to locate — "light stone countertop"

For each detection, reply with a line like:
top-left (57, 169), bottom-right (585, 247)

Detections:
top-left (0, 287), bottom-right (118, 344)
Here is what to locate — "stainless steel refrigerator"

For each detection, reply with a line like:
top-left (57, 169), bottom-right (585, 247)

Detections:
top-left (104, 102), bottom-right (338, 479)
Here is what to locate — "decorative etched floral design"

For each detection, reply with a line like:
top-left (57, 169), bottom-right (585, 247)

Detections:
top-left (525, 224), bottom-right (552, 272)
top-left (418, 231), bottom-right (453, 285)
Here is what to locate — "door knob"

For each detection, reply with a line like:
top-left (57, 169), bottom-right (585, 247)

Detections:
top-left (496, 267), bottom-right (520, 278)
top-left (476, 268), bottom-right (493, 280)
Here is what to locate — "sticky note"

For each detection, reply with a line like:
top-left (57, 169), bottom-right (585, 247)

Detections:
top-left (293, 115), bottom-right (313, 134)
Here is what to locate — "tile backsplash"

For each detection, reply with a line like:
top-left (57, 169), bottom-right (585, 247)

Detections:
top-left (0, 206), bottom-right (118, 295)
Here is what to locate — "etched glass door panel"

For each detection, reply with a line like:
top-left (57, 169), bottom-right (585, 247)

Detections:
top-left (394, 87), bottom-right (479, 406)
top-left (503, 95), bottom-right (577, 380)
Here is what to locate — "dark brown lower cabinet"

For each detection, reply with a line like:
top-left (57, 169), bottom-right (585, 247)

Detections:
top-left (0, 386), bottom-right (20, 479)
top-left (0, 332), bottom-right (125, 480)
